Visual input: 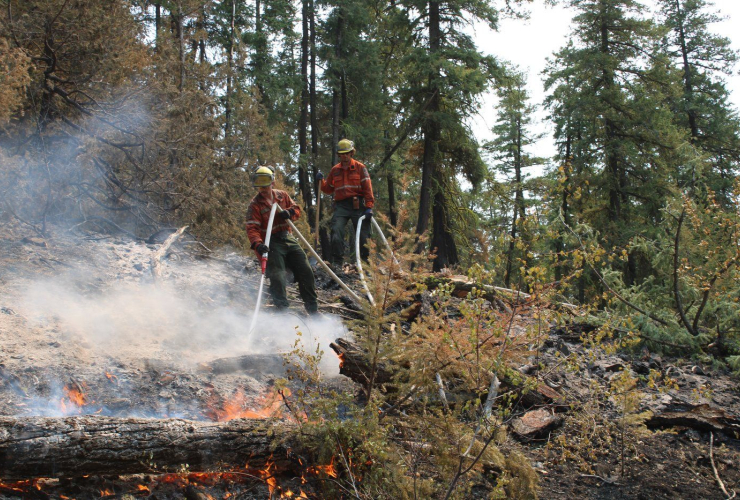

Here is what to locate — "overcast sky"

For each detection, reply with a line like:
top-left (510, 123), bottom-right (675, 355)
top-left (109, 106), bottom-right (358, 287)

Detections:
top-left (470, 0), bottom-right (740, 164)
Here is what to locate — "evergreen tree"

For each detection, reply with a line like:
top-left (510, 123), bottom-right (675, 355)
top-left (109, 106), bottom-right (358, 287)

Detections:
top-left (485, 67), bottom-right (542, 288)
top-left (657, 0), bottom-right (740, 198)
top-left (398, 0), bottom-right (499, 271)
top-left (545, 0), bottom-right (683, 285)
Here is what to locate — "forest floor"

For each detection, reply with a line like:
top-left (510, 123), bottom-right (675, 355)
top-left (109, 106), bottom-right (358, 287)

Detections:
top-left (0, 216), bottom-right (739, 499)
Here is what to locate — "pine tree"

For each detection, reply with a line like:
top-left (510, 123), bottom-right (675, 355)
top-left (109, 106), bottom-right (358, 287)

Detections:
top-left (398, 0), bottom-right (499, 271)
top-left (485, 67), bottom-right (542, 288)
top-left (545, 0), bottom-right (683, 285)
top-left (657, 0), bottom-right (740, 199)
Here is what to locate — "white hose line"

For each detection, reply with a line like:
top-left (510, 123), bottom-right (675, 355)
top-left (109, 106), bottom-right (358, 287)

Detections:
top-left (283, 218), bottom-right (365, 307)
top-left (371, 217), bottom-right (399, 266)
top-left (354, 215), bottom-right (376, 306)
top-left (248, 202), bottom-right (279, 337)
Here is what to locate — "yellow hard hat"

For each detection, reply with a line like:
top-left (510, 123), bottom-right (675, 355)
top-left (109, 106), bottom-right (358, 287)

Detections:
top-left (252, 166), bottom-right (274, 187)
top-left (337, 139), bottom-right (355, 154)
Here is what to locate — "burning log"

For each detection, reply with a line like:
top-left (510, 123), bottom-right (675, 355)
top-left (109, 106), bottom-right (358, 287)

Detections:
top-left (0, 416), bottom-right (291, 481)
top-left (330, 338), bottom-right (394, 387)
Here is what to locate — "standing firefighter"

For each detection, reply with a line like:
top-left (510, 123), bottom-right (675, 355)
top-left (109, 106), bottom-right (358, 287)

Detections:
top-left (317, 139), bottom-right (375, 266)
top-left (246, 166), bottom-right (319, 315)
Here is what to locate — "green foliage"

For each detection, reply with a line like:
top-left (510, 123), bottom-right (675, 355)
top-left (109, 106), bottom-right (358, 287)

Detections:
top-left (278, 225), bottom-right (540, 498)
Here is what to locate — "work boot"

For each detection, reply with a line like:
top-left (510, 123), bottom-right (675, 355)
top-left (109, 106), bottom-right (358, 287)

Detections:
top-left (305, 303), bottom-right (319, 315)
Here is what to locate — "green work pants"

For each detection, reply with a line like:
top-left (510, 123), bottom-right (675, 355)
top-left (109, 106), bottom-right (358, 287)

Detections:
top-left (330, 199), bottom-right (371, 265)
top-left (266, 233), bottom-right (318, 314)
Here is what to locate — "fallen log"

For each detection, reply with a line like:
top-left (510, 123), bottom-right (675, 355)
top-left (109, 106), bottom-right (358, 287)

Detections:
top-left (645, 402), bottom-right (740, 438)
top-left (197, 354), bottom-right (287, 375)
top-left (423, 275), bottom-right (578, 313)
top-left (150, 225), bottom-right (188, 280)
top-left (330, 338), bottom-right (394, 387)
top-left (0, 416), bottom-right (290, 481)
top-left (424, 275), bottom-right (511, 312)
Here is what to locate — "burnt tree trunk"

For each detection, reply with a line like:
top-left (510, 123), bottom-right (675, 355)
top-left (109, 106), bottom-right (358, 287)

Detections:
top-left (0, 416), bottom-right (290, 481)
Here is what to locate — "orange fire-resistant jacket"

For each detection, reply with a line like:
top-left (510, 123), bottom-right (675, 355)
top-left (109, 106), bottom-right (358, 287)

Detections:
top-left (320, 158), bottom-right (375, 208)
top-left (245, 189), bottom-right (300, 255)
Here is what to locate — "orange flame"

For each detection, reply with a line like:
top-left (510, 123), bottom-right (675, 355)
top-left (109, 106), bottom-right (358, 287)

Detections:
top-left (337, 352), bottom-right (346, 368)
top-left (60, 383), bottom-right (88, 414)
top-left (281, 489), bottom-right (310, 498)
top-left (105, 372), bottom-right (118, 384)
top-left (99, 488), bottom-right (114, 496)
top-left (0, 480), bottom-right (36, 494)
top-left (306, 456), bottom-right (338, 478)
top-left (250, 460), bottom-right (277, 496)
top-left (205, 388), bottom-right (286, 422)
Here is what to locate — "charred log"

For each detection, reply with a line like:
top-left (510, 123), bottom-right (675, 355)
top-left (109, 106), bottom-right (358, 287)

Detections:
top-left (646, 402), bottom-right (740, 438)
top-left (330, 338), bottom-right (394, 387)
top-left (0, 416), bottom-right (290, 481)
top-left (423, 275), bottom-right (578, 314)
top-left (423, 275), bottom-right (511, 312)
top-left (197, 354), bottom-right (287, 376)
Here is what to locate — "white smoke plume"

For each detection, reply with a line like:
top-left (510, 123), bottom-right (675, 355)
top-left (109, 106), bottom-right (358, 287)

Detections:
top-left (19, 259), bottom-right (346, 376)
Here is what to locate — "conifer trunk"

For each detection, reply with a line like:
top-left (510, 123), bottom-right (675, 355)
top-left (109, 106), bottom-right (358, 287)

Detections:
top-left (298, 0), bottom-right (311, 208)
top-left (416, 0), bottom-right (440, 248)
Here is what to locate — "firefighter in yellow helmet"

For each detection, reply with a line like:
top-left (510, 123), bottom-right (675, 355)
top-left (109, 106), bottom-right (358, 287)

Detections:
top-left (246, 166), bottom-right (318, 314)
top-left (316, 139), bottom-right (375, 266)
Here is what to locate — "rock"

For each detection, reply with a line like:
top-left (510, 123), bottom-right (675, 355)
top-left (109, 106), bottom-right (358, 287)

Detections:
top-left (648, 355), bottom-right (662, 370)
top-left (512, 408), bottom-right (562, 440)
top-left (690, 365), bottom-right (706, 376)
top-left (518, 364), bottom-right (537, 375)
top-left (590, 358), bottom-right (625, 374)
top-left (557, 340), bottom-right (571, 356)
top-left (632, 361), bottom-right (650, 375)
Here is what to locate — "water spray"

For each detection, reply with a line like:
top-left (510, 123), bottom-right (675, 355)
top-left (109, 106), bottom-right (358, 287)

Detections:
top-left (247, 202), bottom-right (278, 338)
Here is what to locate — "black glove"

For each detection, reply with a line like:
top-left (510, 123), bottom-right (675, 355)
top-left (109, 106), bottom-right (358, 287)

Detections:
top-left (315, 171), bottom-right (324, 181)
top-left (279, 209), bottom-right (294, 220)
top-left (256, 243), bottom-right (269, 254)
top-left (364, 208), bottom-right (373, 220)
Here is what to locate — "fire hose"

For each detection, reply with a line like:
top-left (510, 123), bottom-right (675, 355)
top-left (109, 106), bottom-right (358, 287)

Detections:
top-left (249, 207), bottom-right (399, 316)
top-left (355, 215), bottom-right (401, 306)
top-left (283, 218), bottom-right (364, 306)
top-left (355, 215), bottom-right (375, 306)
top-left (247, 202), bottom-right (279, 337)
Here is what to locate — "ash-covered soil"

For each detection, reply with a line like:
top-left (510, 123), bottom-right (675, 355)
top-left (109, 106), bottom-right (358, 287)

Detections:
top-left (0, 220), bottom-right (349, 421)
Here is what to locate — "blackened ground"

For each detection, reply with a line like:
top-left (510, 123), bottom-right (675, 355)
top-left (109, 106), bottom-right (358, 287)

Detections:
top-left (529, 430), bottom-right (739, 500)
